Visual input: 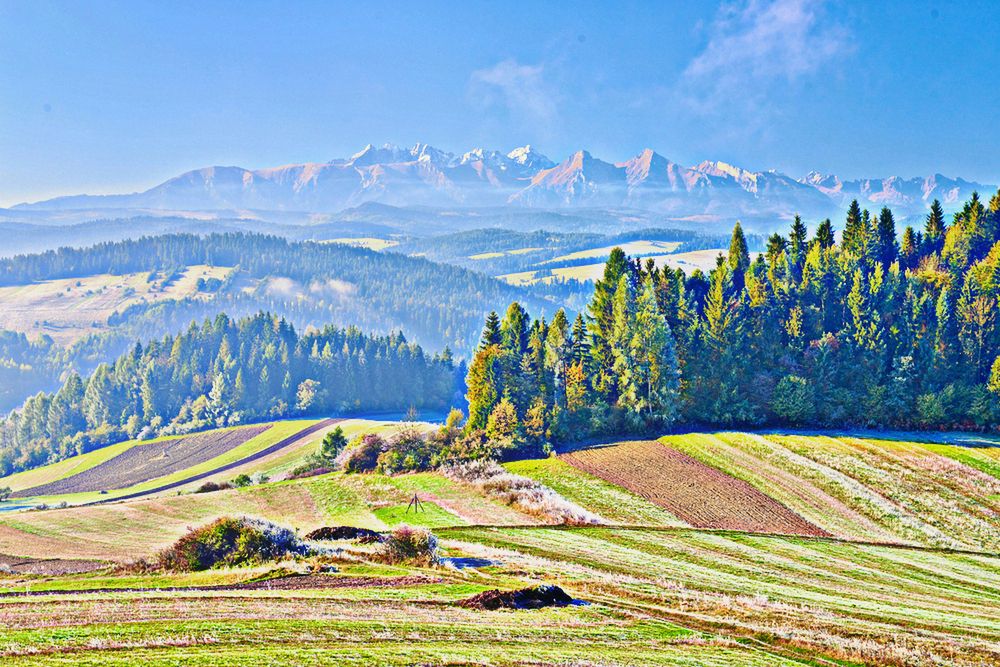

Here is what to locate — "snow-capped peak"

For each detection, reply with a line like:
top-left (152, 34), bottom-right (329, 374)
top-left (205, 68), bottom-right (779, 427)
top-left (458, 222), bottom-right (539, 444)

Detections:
top-left (507, 145), bottom-right (554, 169)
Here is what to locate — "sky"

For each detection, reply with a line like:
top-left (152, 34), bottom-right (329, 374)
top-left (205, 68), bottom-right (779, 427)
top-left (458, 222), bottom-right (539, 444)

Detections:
top-left (1, 0), bottom-right (999, 206)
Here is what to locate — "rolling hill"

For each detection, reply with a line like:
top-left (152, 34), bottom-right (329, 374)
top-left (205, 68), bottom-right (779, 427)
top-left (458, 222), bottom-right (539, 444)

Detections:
top-left (1, 427), bottom-right (999, 665)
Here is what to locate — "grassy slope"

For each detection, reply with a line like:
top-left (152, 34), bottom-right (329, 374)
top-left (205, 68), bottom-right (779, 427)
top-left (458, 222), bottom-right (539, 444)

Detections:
top-left (660, 432), bottom-right (1000, 551)
top-left (2, 430), bottom-right (1000, 664)
top-left (505, 457), bottom-right (685, 526)
top-left (1, 421), bottom-right (323, 506)
top-left (444, 526), bottom-right (1000, 666)
top-left (0, 265), bottom-right (232, 343)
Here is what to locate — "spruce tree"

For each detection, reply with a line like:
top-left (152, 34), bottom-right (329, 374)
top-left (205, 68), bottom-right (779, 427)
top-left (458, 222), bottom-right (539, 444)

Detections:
top-left (727, 222), bottom-right (751, 293)
top-left (815, 219), bottom-right (835, 249)
top-left (923, 199), bottom-right (946, 255)
top-left (876, 207), bottom-right (898, 268)
top-left (843, 200), bottom-right (863, 255)
top-left (480, 311), bottom-right (501, 349)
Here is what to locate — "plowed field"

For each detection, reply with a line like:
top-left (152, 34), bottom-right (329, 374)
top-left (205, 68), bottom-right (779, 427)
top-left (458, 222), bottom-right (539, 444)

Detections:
top-left (561, 441), bottom-right (828, 536)
top-left (16, 424), bottom-right (271, 496)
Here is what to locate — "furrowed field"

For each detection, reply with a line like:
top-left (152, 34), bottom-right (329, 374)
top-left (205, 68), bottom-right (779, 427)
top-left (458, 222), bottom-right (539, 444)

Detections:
top-left (1, 428), bottom-right (999, 665)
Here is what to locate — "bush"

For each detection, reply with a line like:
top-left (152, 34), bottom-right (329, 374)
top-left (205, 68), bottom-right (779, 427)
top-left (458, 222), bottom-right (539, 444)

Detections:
top-left (157, 517), bottom-right (310, 571)
top-left (378, 525), bottom-right (439, 565)
top-left (339, 433), bottom-right (387, 473)
top-left (194, 481), bottom-right (232, 494)
top-left (231, 474), bottom-right (253, 488)
top-left (376, 428), bottom-right (436, 474)
top-left (0, 486), bottom-right (10, 502)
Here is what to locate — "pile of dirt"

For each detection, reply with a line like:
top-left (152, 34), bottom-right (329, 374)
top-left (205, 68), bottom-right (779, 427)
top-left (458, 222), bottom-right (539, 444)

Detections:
top-left (458, 584), bottom-right (575, 610)
top-left (305, 526), bottom-right (383, 543)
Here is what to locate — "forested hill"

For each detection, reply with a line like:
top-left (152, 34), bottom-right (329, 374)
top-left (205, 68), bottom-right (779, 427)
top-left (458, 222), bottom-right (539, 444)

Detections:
top-left (0, 312), bottom-right (459, 475)
top-left (464, 192), bottom-right (1000, 447)
top-left (0, 233), bottom-right (562, 355)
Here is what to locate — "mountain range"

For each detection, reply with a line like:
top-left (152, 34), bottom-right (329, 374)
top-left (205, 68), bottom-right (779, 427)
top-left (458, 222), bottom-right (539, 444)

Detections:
top-left (9, 143), bottom-right (996, 226)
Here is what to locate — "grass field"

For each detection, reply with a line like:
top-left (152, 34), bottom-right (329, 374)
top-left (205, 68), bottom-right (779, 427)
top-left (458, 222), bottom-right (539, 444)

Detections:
top-left (498, 248), bottom-right (750, 285)
top-left (0, 265), bottom-right (232, 343)
top-left (542, 240), bottom-right (682, 264)
top-left (2, 429), bottom-right (1000, 664)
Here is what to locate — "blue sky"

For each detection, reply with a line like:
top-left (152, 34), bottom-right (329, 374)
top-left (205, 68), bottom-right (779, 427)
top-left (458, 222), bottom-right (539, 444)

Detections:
top-left (1, 0), bottom-right (998, 205)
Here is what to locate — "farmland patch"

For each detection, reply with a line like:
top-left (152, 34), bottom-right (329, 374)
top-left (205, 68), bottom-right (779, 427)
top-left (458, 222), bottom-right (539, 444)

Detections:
top-left (561, 441), bottom-right (828, 536)
top-left (15, 425), bottom-right (271, 497)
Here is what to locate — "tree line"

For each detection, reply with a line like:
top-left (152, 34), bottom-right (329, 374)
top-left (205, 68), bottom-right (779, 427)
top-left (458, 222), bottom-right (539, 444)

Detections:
top-left (0, 312), bottom-right (459, 476)
top-left (464, 191), bottom-right (1000, 450)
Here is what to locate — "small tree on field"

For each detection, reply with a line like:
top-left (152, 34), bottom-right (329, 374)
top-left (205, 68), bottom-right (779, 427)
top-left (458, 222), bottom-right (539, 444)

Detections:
top-left (320, 426), bottom-right (348, 463)
top-left (0, 487), bottom-right (11, 502)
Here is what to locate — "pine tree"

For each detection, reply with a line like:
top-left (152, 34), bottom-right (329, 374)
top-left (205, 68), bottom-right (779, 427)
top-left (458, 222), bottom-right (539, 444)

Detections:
top-left (876, 207), bottom-right (898, 268)
top-left (499, 302), bottom-right (530, 357)
top-left (480, 311), bottom-right (501, 349)
top-left (843, 200), bottom-right (863, 255)
top-left (923, 199), bottom-right (946, 255)
top-left (815, 219), bottom-right (835, 249)
top-left (626, 277), bottom-right (679, 423)
top-left (589, 248), bottom-right (632, 400)
top-left (900, 226), bottom-right (918, 270)
top-left (727, 222), bottom-right (751, 293)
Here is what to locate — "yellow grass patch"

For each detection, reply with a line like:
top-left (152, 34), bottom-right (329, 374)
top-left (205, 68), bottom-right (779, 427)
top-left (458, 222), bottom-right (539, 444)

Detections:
top-left (0, 265), bottom-right (233, 343)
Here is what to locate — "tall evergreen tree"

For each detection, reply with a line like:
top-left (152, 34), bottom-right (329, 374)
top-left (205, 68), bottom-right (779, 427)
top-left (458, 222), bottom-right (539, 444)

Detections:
top-left (815, 219), bottom-right (835, 249)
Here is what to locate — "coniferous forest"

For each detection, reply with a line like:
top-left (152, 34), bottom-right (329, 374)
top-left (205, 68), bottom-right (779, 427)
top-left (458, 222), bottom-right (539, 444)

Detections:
top-left (465, 193), bottom-right (1000, 450)
top-left (0, 312), bottom-right (458, 475)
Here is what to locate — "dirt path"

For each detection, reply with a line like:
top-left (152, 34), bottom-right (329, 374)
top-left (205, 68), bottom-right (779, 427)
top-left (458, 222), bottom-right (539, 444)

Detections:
top-left (89, 419), bottom-right (340, 505)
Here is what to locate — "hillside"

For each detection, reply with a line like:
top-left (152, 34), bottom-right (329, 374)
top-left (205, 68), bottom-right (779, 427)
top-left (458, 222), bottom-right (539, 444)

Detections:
top-left (1, 428), bottom-right (999, 665)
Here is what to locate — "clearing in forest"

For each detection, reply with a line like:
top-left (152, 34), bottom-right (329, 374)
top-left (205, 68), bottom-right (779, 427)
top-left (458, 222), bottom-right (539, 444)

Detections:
top-left (561, 441), bottom-right (828, 536)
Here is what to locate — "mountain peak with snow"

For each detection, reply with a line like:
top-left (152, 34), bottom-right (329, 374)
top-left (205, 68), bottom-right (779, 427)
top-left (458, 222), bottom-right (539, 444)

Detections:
top-left (13, 142), bottom-right (995, 226)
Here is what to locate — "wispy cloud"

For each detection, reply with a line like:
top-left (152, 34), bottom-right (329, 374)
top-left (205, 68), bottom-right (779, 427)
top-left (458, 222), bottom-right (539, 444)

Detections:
top-left (469, 59), bottom-right (558, 131)
top-left (679, 0), bottom-right (850, 112)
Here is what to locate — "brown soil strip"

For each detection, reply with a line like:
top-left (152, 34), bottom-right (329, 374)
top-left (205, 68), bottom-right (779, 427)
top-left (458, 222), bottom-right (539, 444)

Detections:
top-left (0, 553), bottom-right (107, 575)
top-left (90, 419), bottom-right (340, 504)
top-left (16, 424), bottom-right (273, 497)
top-left (561, 441), bottom-right (829, 537)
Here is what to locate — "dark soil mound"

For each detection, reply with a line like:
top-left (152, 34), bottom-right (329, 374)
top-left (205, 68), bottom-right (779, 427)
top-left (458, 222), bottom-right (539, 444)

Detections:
top-left (305, 526), bottom-right (384, 543)
top-left (459, 584), bottom-right (575, 610)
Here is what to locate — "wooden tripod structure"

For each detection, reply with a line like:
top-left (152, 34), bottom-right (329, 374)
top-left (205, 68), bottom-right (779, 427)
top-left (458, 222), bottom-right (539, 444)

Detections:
top-left (405, 493), bottom-right (425, 514)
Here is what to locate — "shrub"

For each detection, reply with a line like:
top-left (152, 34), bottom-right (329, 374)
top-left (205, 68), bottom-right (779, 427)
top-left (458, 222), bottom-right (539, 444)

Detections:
top-left (231, 474), bottom-right (253, 488)
top-left (0, 486), bottom-right (10, 502)
top-left (288, 463), bottom-right (333, 480)
top-left (376, 428), bottom-right (436, 474)
top-left (157, 517), bottom-right (309, 571)
top-left (339, 433), bottom-right (388, 473)
top-left (194, 481), bottom-right (232, 494)
top-left (378, 525), bottom-right (439, 565)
